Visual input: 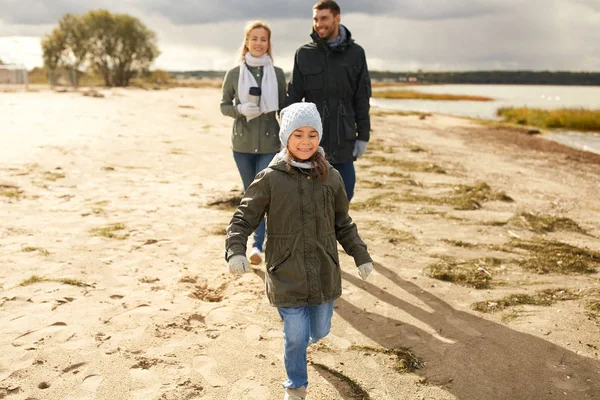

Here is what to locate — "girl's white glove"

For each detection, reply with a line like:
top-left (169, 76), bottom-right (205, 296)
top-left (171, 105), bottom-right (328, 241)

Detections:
top-left (228, 255), bottom-right (250, 275)
top-left (358, 262), bottom-right (373, 280)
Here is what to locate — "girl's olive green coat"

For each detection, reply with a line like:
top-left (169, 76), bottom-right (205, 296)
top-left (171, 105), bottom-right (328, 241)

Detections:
top-left (226, 156), bottom-right (372, 307)
top-left (220, 65), bottom-right (287, 154)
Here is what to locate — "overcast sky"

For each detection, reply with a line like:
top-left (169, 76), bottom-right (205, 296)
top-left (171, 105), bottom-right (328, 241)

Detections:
top-left (1, 0), bottom-right (599, 72)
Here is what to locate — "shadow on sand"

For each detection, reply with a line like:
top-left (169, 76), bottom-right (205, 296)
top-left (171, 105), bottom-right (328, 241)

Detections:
top-left (334, 262), bottom-right (600, 399)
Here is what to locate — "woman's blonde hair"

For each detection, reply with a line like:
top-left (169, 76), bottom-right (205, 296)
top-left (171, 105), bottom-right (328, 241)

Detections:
top-left (239, 21), bottom-right (273, 62)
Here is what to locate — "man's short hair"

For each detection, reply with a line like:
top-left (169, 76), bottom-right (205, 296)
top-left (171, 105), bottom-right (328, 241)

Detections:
top-left (313, 0), bottom-right (341, 16)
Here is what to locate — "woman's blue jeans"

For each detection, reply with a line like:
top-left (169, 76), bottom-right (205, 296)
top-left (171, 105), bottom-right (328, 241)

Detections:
top-left (232, 151), bottom-right (276, 251)
top-left (277, 301), bottom-right (334, 389)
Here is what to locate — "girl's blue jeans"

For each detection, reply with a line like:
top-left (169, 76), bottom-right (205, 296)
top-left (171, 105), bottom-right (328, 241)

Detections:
top-left (277, 301), bottom-right (334, 389)
top-left (232, 151), bottom-right (276, 251)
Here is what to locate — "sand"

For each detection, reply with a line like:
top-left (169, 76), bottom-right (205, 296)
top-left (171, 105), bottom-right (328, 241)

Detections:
top-left (1, 87), bottom-right (599, 400)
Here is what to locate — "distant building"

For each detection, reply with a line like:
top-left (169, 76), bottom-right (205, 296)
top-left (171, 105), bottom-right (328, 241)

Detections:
top-left (0, 64), bottom-right (28, 85)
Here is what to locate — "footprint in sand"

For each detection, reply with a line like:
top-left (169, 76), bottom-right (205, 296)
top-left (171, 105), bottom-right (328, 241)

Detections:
top-left (226, 377), bottom-right (270, 399)
top-left (204, 306), bottom-right (232, 325)
top-left (129, 365), bottom-right (161, 400)
top-left (103, 304), bottom-right (152, 324)
top-left (192, 355), bottom-right (227, 387)
top-left (81, 374), bottom-right (103, 392)
top-left (0, 350), bottom-right (35, 381)
top-left (244, 325), bottom-right (262, 345)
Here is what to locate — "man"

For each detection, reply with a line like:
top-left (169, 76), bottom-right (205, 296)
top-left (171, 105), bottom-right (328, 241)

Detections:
top-left (287, 0), bottom-right (371, 201)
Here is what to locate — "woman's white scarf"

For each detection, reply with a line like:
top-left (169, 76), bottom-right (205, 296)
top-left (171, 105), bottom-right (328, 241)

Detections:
top-left (238, 53), bottom-right (278, 120)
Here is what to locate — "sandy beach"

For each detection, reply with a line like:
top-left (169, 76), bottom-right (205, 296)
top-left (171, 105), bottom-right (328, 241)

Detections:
top-left (1, 87), bottom-right (599, 400)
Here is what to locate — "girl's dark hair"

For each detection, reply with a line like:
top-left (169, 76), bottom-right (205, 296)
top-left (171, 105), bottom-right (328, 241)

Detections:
top-left (286, 151), bottom-right (329, 182)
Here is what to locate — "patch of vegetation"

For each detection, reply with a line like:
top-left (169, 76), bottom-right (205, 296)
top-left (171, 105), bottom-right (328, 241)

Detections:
top-left (311, 341), bottom-right (336, 353)
top-left (361, 180), bottom-right (385, 189)
top-left (43, 171), bottom-right (66, 181)
top-left (500, 309), bottom-right (535, 323)
top-left (407, 145), bottom-right (426, 152)
top-left (481, 220), bottom-right (509, 227)
top-left (1, 187), bottom-right (23, 200)
top-left (368, 139), bottom-right (396, 153)
top-left (311, 362), bottom-right (371, 399)
top-left (351, 192), bottom-right (401, 212)
top-left (19, 275), bottom-right (87, 287)
top-left (367, 139), bottom-right (385, 152)
top-left (91, 223), bottom-right (128, 240)
top-left (373, 89), bottom-right (493, 102)
top-left (472, 288), bottom-right (581, 313)
top-left (401, 182), bottom-right (513, 210)
top-left (508, 212), bottom-right (587, 234)
top-left (497, 107), bottom-right (600, 132)
top-left (22, 246), bottom-right (50, 256)
top-left (425, 257), bottom-right (503, 289)
top-left (370, 109), bottom-right (432, 118)
top-left (587, 301), bottom-right (600, 312)
top-left (206, 194), bottom-right (243, 211)
top-left (207, 226), bottom-right (227, 236)
top-left (442, 239), bottom-right (478, 248)
top-left (362, 221), bottom-right (416, 244)
top-left (348, 345), bottom-right (423, 373)
top-left (509, 239), bottom-right (599, 274)
top-left (169, 149), bottom-right (188, 155)
top-left (364, 155), bottom-right (446, 174)
top-left (56, 278), bottom-right (88, 286)
top-left (446, 183), bottom-right (513, 210)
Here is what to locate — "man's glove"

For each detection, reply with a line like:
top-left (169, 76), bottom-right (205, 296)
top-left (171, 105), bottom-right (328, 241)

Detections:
top-left (237, 103), bottom-right (261, 120)
top-left (352, 140), bottom-right (368, 159)
top-left (228, 255), bottom-right (250, 275)
top-left (357, 262), bottom-right (373, 280)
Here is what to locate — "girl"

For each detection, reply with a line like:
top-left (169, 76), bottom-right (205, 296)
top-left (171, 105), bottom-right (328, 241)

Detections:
top-left (220, 20), bottom-right (287, 265)
top-left (225, 102), bottom-right (373, 400)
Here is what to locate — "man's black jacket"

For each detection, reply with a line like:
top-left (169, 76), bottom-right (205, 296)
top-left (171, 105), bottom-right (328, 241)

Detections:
top-left (287, 27), bottom-right (371, 164)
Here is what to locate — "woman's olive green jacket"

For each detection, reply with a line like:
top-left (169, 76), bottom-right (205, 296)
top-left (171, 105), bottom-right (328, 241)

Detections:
top-left (220, 64), bottom-right (287, 154)
top-left (225, 155), bottom-right (372, 307)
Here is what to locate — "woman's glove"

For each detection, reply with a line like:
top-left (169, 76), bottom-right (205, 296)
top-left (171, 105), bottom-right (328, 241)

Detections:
top-left (237, 103), bottom-right (261, 120)
top-left (357, 262), bottom-right (373, 280)
top-left (352, 140), bottom-right (368, 159)
top-left (228, 255), bottom-right (250, 275)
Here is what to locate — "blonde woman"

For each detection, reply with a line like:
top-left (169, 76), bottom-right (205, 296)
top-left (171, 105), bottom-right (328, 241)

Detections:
top-left (220, 21), bottom-right (286, 265)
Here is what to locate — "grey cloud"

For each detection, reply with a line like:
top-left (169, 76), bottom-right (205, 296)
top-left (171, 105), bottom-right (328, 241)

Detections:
top-left (0, 0), bottom-right (520, 26)
top-left (0, 0), bottom-right (141, 24)
top-left (142, 0), bottom-right (510, 24)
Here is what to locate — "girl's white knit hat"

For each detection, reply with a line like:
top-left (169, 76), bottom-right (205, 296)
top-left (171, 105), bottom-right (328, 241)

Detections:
top-left (279, 102), bottom-right (323, 146)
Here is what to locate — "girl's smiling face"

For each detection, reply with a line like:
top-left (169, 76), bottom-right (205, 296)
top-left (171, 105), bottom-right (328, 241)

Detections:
top-left (287, 126), bottom-right (320, 160)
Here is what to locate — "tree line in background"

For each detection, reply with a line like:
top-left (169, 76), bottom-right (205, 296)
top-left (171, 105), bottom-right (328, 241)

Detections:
top-left (370, 70), bottom-right (600, 86)
top-left (172, 70), bottom-right (600, 86)
top-left (41, 10), bottom-right (159, 87)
